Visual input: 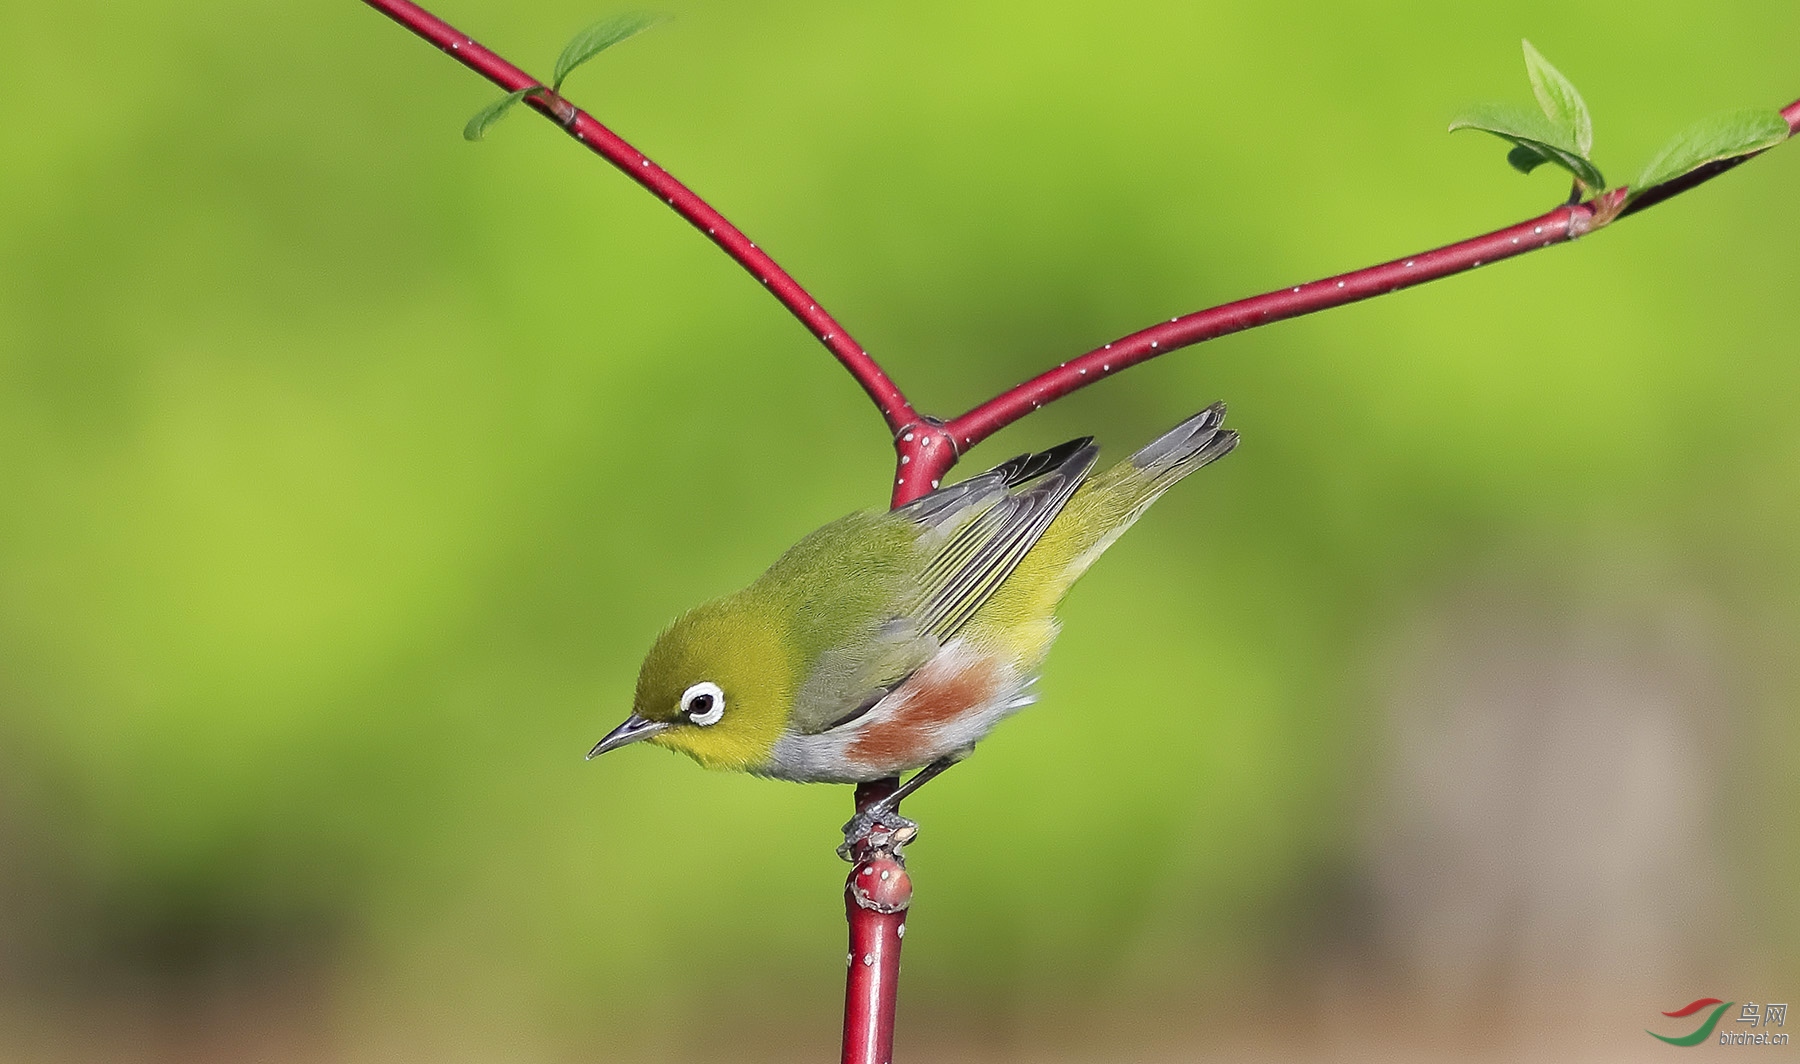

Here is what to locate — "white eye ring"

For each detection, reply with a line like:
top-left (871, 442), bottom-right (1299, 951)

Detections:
top-left (681, 681), bottom-right (725, 726)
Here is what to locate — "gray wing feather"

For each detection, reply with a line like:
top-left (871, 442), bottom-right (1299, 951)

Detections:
top-left (790, 618), bottom-right (937, 734)
top-left (793, 437), bottom-right (1099, 733)
top-left (908, 441), bottom-right (1098, 640)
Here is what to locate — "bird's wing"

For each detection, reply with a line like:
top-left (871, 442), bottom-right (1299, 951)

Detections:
top-left (789, 617), bottom-right (938, 734)
top-left (786, 438), bottom-right (1098, 734)
top-left (903, 437), bottom-right (1099, 641)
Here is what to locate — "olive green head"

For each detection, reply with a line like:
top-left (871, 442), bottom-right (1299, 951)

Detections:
top-left (590, 594), bottom-right (797, 772)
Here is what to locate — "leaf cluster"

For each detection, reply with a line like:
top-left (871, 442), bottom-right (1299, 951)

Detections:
top-left (463, 11), bottom-right (664, 141)
top-left (1450, 39), bottom-right (1789, 206)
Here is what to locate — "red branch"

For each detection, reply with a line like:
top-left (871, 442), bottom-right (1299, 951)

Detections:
top-left (941, 98), bottom-right (1800, 460)
top-left (841, 780), bottom-right (909, 1064)
top-left (362, 5), bottom-right (1798, 1061)
top-left (368, 0), bottom-right (1798, 510)
top-left (944, 203), bottom-right (1590, 453)
top-left (363, 0), bottom-right (919, 434)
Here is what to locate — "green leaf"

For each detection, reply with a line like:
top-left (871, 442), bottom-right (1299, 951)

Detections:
top-left (1633, 108), bottom-right (1790, 197)
top-left (463, 87), bottom-right (541, 141)
top-left (1507, 142), bottom-right (1551, 175)
top-left (1521, 39), bottom-right (1592, 155)
top-left (1450, 102), bottom-right (1606, 191)
top-left (552, 11), bottom-right (663, 93)
top-left (1451, 102), bottom-right (1575, 153)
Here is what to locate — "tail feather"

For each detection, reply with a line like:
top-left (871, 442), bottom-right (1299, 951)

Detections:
top-left (968, 403), bottom-right (1239, 653)
top-left (1130, 401), bottom-right (1238, 485)
top-left (1083, 400), bottom-right (1237, 543)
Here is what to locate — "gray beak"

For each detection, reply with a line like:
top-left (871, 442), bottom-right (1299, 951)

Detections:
top-left (586, 713), bottom-right (672, 760)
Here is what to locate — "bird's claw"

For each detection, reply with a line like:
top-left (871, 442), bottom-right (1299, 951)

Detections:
top-left (837, 805), bottom-right (918, 862)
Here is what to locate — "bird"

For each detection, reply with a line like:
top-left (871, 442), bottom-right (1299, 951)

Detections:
top-left (587, 402), bottom-right (1238, 847)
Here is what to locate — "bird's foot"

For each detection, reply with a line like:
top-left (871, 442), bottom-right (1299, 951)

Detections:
top-left (837, 804), bottom-right (918, 863)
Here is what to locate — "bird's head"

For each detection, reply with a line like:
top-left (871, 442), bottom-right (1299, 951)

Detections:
top-left (589, 594), bottom-right (797, 772)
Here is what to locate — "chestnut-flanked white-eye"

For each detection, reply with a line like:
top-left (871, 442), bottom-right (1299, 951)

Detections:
top-left (588, 403), bottom-right (1238, 840)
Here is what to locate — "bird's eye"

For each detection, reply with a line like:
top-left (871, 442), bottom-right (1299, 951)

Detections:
top-left (681, 681), bottom-right (725, 726)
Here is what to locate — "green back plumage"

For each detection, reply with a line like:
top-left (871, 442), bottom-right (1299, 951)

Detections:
top-left (750, 511), bottom-right (923, 668)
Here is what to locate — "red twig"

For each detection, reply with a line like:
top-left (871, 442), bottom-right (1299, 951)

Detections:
top-left (944, 100), bottom-right (1800, 457)
top-left (361, 5), bottom-right (1797, 1060)
top-left (944, 203), bottom-right (1591, 454)
top-left (362, 0), bottom-right (919, 434)
top-left (842, 780), bottom-right (910, 1064)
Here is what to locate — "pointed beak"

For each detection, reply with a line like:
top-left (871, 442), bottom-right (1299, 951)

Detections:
top-left (586, 713), bottom-right (672, 760)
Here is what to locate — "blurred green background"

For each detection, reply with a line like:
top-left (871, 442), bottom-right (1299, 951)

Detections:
top-left (1, 1), bottom-right (1795, 1060)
